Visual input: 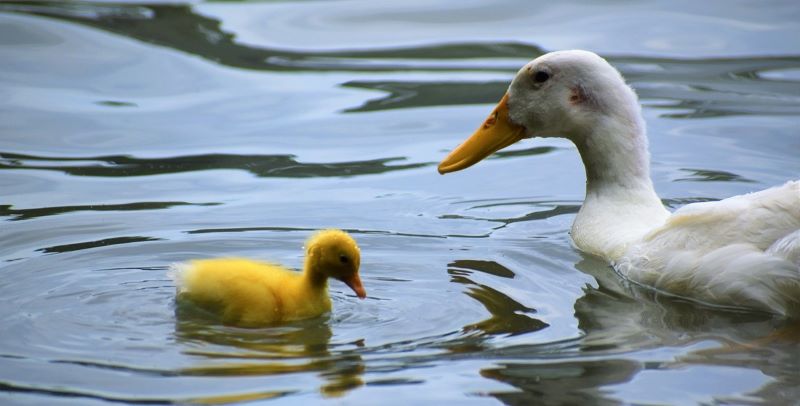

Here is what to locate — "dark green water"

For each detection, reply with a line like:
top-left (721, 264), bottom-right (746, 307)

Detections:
top-left (1, 1), bottom-right (799, 404)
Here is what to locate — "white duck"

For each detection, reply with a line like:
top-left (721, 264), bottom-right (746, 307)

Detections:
top-left (439, 50), bottom-right (800, 317)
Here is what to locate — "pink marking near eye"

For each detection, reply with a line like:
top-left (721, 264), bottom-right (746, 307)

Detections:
top-left (569, 88), bottom-right (586, 105)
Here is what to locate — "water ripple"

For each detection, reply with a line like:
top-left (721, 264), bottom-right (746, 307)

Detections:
top-left (0, 201), bottom-right (218, 222)
top-left (675, 168), bottom-right (756, 183)
top-left (3, 1), bottom-right (799, 118)
top-left (0, 152), bottom-right (429, 178)
top-left (38, 236), bottom-right (162, 254)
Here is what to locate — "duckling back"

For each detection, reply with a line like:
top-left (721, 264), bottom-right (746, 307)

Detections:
top-left (170, 258), bottom-right (332, 326)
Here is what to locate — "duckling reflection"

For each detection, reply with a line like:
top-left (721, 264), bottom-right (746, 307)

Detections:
top-left (174, 313), bottom-right (365, 399)
top-left (479, 254), bottom-right (800, 405)
top-left (447, 260), bottom-right (548, 338)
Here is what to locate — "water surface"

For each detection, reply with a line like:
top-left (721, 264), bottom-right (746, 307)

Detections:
top-left (1, 1), bottom-right (800, 404)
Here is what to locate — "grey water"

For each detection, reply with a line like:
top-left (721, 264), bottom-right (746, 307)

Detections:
top-left (1, 0), bottom-right (799, 404)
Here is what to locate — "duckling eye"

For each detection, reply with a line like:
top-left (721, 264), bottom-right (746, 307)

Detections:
top-left (533, 71), bottom-right (550, 83)
top-left (339, 254), bottom-right (349, 264)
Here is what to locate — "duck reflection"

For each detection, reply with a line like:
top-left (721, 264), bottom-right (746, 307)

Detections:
top-left (447, 260), bottom-right (549, 338)
top-left (572, 254), bottom-right (792, 349)
top-left (478, 254), bottom-right (800, 405)
top-left (482, 359), bottom-right (641, 405)
top-left (174, 307), bottom-right (364, 400)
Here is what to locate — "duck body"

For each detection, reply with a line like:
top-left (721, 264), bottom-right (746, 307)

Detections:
top-left (171, 230), bottom-right (365, 326)
top-left (439, 50), bottom-right (800, 317)
top-left (616, 181), bottom-right (800, 314)
top-left (173, 258), bottom-right (332, 325)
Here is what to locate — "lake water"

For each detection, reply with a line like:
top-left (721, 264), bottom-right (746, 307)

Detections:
top-left (1, 1), bottom-right (799, 404)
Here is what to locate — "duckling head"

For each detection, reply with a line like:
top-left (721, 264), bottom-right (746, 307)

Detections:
top-left (304, 229), bottom-right (366, 299)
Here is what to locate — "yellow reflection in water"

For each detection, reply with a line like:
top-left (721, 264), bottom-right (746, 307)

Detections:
top-left (174, 308), bottom-right (364, 400)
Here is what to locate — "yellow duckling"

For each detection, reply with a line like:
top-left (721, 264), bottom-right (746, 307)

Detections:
top-left (170, 229), bottom-right (365, 326)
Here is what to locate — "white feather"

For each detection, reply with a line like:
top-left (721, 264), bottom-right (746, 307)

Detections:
top-left (167, 262), bottom-right (191, 294)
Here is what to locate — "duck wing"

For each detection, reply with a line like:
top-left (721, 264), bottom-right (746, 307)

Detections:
top-left (616, 181), bottom-right (800, 317)
top-left (648, 180), bottom-right (799, 252)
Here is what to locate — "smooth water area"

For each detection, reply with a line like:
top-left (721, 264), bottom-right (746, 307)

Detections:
top-left (1, 1), bottom-right (799, 404)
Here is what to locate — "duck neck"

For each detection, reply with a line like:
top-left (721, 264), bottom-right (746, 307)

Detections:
top-left (574, 116), bottom-right (653, 192)
top-left (570, 116), bottom-right (669, 261)
top-left (302, 256), bottom-right (329, 291)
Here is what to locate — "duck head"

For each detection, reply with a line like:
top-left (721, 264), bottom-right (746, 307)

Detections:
top-left (438, 50), bottom-right (643, 174)
top-left (305, 229), bottom-right (366, 299)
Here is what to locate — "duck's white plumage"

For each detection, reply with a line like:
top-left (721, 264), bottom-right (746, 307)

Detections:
top-left (438, 50), bottom-right (800, 317)
top-left (617, 180), bottom-right (800, 315)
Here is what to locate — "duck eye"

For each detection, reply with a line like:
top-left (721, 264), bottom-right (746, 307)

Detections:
top-left (534, 71), bottom-right (550, 83)
top-left (339, 254), bottom-right (349, 264)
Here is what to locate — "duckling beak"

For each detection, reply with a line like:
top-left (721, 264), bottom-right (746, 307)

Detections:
top-left (438, 93), bottom-right (526, 174)
top-left (343, 274), bottom-right (367, 299)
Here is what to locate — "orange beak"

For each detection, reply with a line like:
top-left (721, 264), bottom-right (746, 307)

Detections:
top-left (438, 93), bottom-right (527, 174)
top-left (343, 274), bottom-right (367, 299)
